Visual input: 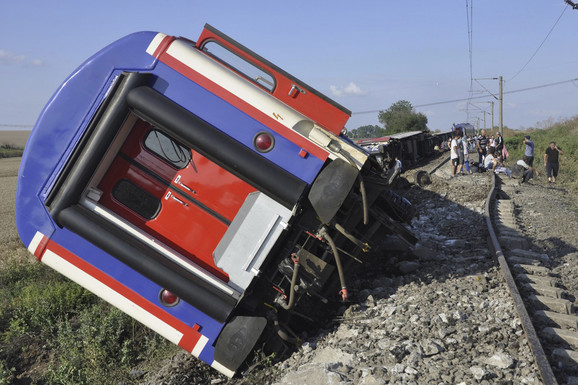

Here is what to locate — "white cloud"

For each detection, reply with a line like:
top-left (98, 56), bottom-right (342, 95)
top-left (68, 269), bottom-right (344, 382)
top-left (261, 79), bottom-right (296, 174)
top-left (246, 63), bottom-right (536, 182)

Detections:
top-left (28, 58), bottom-right (45, 67)
top-left (0, 49), bottom-right (44, 66)
top-left (0, 49), bottom-right (25, 65)
top-left (330, 82), bottom-right (367, 97)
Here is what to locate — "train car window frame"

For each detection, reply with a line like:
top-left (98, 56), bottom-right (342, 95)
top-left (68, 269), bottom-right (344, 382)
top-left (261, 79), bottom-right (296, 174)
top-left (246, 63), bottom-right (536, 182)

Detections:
top-left (144, 129), bottom-right (192, 170)
top-left (112, 179), bottom-right (161, 220)
top-left (201, 40), bottom-right (276, 92)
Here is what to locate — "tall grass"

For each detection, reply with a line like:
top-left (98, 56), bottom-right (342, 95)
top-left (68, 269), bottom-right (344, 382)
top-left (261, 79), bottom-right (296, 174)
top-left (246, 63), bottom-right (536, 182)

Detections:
top-left (0, 144), bottom-right (23, 158)
top-left (0, 258), bottom-right (176, 385)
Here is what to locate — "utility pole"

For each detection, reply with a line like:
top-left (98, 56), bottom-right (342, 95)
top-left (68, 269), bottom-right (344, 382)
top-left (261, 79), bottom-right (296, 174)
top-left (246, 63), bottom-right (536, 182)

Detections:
top-left (483, 101), bottom-right (494, 131)
top-left (474, 77), bottom-right (502, 134)
top-left (499, 76), bottom-right (503, 137)
top-left (564, 0), bottom-right (578, 10)
top-left (490, 101), bottom-right (494, 131)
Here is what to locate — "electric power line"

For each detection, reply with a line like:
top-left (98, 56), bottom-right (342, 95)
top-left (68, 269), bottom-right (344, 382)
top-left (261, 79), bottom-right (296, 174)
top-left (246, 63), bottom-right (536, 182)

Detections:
top-left (465, 0), bottom-right (475, 122)
top-left (508, 4), bottom-right (569, 82)
top-left (352, 78), bottom-right (578, 115)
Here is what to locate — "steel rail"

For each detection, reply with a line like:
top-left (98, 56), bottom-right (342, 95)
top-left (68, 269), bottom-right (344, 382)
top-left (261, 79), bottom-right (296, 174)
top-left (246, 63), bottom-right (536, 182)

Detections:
top-left (484, 174), bottom-right (557, 385)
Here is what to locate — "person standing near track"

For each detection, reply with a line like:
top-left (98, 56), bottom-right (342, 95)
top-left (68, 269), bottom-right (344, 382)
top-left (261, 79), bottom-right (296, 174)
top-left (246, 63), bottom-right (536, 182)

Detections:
top-left (544, 141), bottom-right (564, 183)
top-left (477, 129), bottom-right (488, 167)
top-left (461, 133), bottom-right (471, 174)
top-left (495, 132), bottom-right (504, 154)
top-left (524, 135), bottom-right (535, 166)
top-left (450, 132), bottom-right (459, 177)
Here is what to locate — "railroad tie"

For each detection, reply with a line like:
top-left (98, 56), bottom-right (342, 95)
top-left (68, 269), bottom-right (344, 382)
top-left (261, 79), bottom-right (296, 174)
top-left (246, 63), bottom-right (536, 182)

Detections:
top-left (528, 294), bottom-right (574, 315)
top-left (542, 327), bottom-right (578, 349)
top-left (535, 310), bottom-right (578, 329)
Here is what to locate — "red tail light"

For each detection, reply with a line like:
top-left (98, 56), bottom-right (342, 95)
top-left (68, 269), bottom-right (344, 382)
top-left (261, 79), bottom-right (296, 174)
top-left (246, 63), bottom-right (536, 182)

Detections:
top-left (253, 132), bottom-right (274, 152)
top-left (159, 289), bottom-right (179, 306)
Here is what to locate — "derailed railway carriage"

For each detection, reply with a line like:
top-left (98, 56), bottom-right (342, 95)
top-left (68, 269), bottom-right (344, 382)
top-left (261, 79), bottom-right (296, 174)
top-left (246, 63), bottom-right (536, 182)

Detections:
top-left (16, 24), bottom-right (417, 376)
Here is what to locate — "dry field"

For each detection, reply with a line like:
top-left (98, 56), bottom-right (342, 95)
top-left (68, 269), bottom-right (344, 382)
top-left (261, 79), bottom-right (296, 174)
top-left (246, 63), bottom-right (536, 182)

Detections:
top-left (0, 130), bottom-right (31, 148)
top-left (0, 157), bottom-right (30, 269)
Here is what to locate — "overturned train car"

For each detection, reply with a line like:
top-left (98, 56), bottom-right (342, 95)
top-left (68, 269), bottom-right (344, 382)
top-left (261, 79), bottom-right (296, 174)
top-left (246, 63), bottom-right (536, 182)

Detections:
top-left (15, 24), bottom-right (417, 376)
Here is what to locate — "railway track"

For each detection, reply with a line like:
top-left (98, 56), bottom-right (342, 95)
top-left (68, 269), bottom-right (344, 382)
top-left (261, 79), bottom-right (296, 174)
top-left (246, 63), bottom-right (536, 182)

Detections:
top-left (489, 173), bottom-right (578, 385)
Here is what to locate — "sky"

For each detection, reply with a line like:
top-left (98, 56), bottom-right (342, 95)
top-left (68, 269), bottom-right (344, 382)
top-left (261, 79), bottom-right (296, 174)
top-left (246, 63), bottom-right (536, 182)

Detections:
top-left (1, 1), bottom-right (577, 134)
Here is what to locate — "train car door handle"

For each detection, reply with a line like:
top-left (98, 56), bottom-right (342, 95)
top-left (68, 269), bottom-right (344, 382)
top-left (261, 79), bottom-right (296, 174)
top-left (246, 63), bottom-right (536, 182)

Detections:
top-left (174, 175), bottom-right (196, 194)
top-left (288, 84), bottom-right (306, 97)
top-left (164, 191), bottom-right (189, 207)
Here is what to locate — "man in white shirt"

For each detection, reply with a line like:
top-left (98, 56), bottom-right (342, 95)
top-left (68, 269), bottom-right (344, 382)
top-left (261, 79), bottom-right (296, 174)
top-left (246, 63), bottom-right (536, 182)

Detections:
top-left (483, 147), bottom-right (498, 171)
top-left (450, 133), bottom-right (459, 176)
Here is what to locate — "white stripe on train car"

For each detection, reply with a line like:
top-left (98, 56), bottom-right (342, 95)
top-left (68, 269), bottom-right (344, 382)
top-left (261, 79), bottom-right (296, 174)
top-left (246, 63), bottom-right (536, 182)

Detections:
top-left (192, 334), bottom-right (209, 357)
top-left (80, 197), bottom-right (240, 299)
top-left (211, 361), bottom-right (235, 378)
top-left (146, 33), bottom-right (168, 56)
top-left (28, 231), bottom-right (210, 363)
top-left (167, 39), bottom-right (309, 133)
top-left (27, 231), bottom-right (45, 255)
top-left (149, 34), bottom-right (368, 169)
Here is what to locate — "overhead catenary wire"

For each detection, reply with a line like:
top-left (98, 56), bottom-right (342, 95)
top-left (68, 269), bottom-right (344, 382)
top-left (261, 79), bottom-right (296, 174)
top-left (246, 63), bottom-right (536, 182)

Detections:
top-left (465, 0), bottom-right (475, 122)
top-left (508, 4), bottom-right (569, 82)
top-left (352, 78), bottom-right (578, 115)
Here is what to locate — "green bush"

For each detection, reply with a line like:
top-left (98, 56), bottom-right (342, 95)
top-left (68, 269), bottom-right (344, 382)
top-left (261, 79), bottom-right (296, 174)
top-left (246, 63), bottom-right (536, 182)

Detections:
top-left (0, 143), bottom-right (24, 158)
top-left (48, 304), bottom-right (174, 385)
top-left (0, 258), bottom-right (175, 384)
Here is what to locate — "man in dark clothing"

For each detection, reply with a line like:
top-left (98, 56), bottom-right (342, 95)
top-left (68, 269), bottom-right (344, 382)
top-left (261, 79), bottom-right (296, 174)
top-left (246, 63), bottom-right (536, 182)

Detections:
top-left (544, 141), bottom-right (564, 183)
top-left (495, 132), bottom-right (504, 154)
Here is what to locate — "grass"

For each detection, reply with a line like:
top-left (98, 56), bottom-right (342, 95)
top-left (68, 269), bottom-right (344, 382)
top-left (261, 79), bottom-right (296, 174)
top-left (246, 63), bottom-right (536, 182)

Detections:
top-left (0, 157), bottom-right (176, 384)
top-left (0, 257), bottom-right (177, 385)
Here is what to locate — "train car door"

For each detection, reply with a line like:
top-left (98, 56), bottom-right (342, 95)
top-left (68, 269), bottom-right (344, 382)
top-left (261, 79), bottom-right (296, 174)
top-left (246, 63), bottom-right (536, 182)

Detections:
top-left (96, 119), bottom-right (257, 281)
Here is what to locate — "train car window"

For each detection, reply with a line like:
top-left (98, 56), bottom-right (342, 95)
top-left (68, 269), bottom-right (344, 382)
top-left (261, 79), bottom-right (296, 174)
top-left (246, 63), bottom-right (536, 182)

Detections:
top-left (202, 41), bottom-right (275, 92)
top-left (144, 129), bottom-right (192, 169)
top-left (112, 179), bottom-right (161, 220)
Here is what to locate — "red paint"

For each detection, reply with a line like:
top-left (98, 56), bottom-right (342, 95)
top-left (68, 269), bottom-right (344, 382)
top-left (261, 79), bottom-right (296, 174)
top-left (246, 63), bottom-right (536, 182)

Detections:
top-left (159, 52), bottom-right (329, 162)
top-left (97, 119), bottom-right (270, 281)
top-left (33, 234), bottom-right (50, 261)
top-left (152, 35), bottom-right (176, 59)
top-left (195, 27), bottom-right (351, 135)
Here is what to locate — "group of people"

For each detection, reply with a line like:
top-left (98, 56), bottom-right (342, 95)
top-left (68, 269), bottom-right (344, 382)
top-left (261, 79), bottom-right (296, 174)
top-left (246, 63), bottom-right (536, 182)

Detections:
top-left (448, 130), bottom-right (564, 184)
top-left (513, 135), bottom-right (564, 184)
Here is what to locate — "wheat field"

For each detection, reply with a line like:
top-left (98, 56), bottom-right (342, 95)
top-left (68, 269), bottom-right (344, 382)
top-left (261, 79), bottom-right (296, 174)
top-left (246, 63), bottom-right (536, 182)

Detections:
top-left (0, 157), bottom-right (30, 268)
top-left (0, 130), bottom-right (31, 148)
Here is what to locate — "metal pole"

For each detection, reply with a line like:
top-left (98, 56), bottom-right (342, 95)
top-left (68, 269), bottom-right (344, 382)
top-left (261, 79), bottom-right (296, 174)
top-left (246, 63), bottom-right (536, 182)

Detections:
top-left (490, 101), bottom-right (494, 131)
top-left (499, 76), bottom-right (503, 136)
